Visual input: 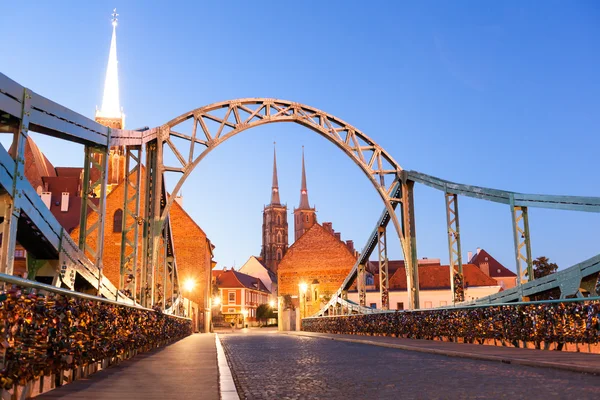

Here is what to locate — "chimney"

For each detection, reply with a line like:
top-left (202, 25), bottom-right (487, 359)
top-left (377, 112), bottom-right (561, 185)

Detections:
top-left (467, 251), bottom-right (473, 262)
top-left (480, 261), bottom-right (490, 276)
top-left (334, 232), bottom-right (341, 241)
top-left (323, 222), bottom-right (332, 233)
top-left (61, 192), bottom-right (69, 212)
top-left (476, 247), bottom-right (481, 255)
top-left (41, 192), bottom-right (51, 209)
top-left (346, 240), bottom-right (354, 253)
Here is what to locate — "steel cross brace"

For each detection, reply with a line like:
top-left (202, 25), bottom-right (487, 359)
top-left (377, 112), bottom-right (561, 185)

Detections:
top-left (510, 194), bottom-right (533, 285)
top-left (78, 143), bottom-right (109, 293)
top-left (119, 146), bottom-right (142, 300)
top-left (0, 89), bottom-right (30, 275)
top-left (358, 263), bottom-right (367, 307)
top-left (445, 193), bottom-right (464, 302)
top-left (377, 226), bottom-right (389, 310)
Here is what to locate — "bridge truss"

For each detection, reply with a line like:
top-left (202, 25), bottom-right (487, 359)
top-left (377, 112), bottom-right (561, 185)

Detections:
top-left (0, 72), bottom-right (599, 316)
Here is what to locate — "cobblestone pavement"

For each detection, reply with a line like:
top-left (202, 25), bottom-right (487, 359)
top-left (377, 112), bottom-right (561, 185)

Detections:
top-left (220, 332), bottom-right (600, 400)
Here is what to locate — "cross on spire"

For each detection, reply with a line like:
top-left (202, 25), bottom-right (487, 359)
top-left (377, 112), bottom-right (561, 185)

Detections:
top-left (112, 8), bottom-right (119, 27)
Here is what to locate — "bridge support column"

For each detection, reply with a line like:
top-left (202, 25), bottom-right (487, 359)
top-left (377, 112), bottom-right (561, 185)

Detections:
top-left (141, 140), bottom-right (163, 307)
top-left (0, 89), bottom-right (30, 276)
top-left (358, 263), bottom-right (367, 307)
top-left (119, 146), bottom-right (142, 301)
top-left (377, 227), bottom-right (389, 310)
top-left (510, 195), bottom-right (533, 285)
top-left (402, 178), bottom-right (419, 309)
top-left (445, 193), bottom-right (464, 303)
top-left (78, 141), bottom-right (109, 294)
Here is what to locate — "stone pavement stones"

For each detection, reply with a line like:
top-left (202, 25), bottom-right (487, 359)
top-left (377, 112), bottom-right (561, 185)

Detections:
top-left (287, 331), bottom-right (600, 375)
top-left (37, 333), bottom-right (220, 400)
top-left (220, 331), bottom-right (600, 400)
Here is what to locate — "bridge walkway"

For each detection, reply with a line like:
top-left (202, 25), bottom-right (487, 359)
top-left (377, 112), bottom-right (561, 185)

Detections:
top-left (288, 331), bottom-right (600, 375)
top-left (37, 334), bottom-right (221, 400)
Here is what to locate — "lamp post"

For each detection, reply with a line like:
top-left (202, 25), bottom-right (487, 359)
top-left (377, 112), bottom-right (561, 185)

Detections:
top-left (183, 278), bottom-right (195, 323)
top-left (298, 282), bottom-right (308, 320)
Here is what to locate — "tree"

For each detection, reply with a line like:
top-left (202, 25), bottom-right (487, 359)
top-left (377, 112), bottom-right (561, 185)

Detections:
top-left (532, 256), bottom-right (558, 279)
top-left (256, 303), bottom-right (275, 325)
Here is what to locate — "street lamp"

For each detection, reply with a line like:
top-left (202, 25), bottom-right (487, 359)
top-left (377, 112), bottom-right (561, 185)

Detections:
top-left (184, 278), bottom-right (195, 319)
top-left (269, 300), bottom-right (275, 309)
top-left (298, 282), bottom-right (308, 320)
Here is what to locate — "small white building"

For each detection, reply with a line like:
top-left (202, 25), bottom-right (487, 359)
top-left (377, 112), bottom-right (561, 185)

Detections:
top-left (238, 256), bottom-right (278, 301)
top-left (348, 259), bottom-right (501, 309)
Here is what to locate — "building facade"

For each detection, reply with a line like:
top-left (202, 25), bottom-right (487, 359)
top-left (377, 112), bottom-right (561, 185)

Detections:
top-left (213, 268), bottom-right (271, 327)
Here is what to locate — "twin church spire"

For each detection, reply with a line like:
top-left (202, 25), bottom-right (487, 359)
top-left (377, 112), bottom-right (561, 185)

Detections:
top-left (261, 145), bottom-right (316, 273)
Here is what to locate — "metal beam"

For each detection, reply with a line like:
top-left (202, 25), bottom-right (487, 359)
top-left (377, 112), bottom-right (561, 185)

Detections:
top-left (377, 227), bottom-right (389, 310)
top-left (445, 193), bottom-right (464, 303)
top-left (358, 263), bottom-right (366, 307)
top-left (0, 88), bottom-right (30, 275)
top-left (119, 146), bottom-right (142, 300)
top-left (510, 194), bottom-right (533, 286)
top-left (402, 178), bottom-right (419, 309)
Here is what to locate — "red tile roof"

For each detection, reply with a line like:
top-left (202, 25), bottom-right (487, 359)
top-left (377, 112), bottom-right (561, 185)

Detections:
top-left (355, 263), bottom-right (498, 291)
top-left (469, 249), bottom-right (517, 278)
top-left (213, 269), bottom-right (271, 294)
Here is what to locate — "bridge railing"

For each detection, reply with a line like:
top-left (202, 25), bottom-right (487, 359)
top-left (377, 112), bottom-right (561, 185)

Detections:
top-left (0, 273), bottom-right (191, 399)
top-left (303, 297), bottom-right (600, 351)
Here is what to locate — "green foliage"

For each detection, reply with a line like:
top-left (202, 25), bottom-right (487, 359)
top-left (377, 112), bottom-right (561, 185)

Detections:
top-left (283, 294), bottom-right (295, 310)
top-left (532, 256), bottom-right (558, 279)
top-left (256, 303), bottom-right (275, 321)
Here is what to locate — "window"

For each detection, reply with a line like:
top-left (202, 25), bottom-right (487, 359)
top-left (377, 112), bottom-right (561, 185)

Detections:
top-left (396, 302), bottom-right (404, 310)
top-left (113, 209), bottom-right (123, 233)
top-left (424, 301), bottom-right (432, 308)
top-left (499, 280), bottom-right (505, 288)
top-left (369, 303), bottom-right (377, 309)
top-left (366, 274), bottom-right (374, 286)
top-left (313, 289), bottom-right (318, 302)
top-left (277, 215), bottom-right (281, 224)
top-left (277, 250), bottom-right (282, 260)
top-left (14, 249), bottom-right (25, 259)
top-left (306, 215), bottom-right (309, 222)
top-left (440, 301), bottom-right (447, 307)
top-left (277, 232), bottom-right (282, 242)
top-left (228, 292), bottom-right (236, 304)
top-left (228, 308), bottom-right (236, 313)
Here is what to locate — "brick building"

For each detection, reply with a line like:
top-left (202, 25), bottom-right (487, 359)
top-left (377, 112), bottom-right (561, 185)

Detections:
top-left (468, 248), bottom-right (518, 289)
top-left (213, 268), bottom-right (271, 327)
top-left (278, 222), bottom-right (357, 317)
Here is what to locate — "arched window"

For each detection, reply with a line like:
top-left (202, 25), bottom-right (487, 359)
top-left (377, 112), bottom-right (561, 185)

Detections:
top-left (277, 215), bottom-right (281, 224)
top-left (306, 215), bottom-right (309, 222)
top-left (113, 209), bottom-right (123, 233)
top-left (277, 232), bottom-right (282, 242)
top-left (277, 250), bottom-right (282, 260)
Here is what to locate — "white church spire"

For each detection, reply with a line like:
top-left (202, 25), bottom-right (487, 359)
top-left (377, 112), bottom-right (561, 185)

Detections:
top-left (97, 9), bottom-right (123, 122)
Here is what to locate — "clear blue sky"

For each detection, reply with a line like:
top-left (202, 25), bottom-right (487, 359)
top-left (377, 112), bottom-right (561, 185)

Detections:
top-left (2, 1), bottom-right (599, 272)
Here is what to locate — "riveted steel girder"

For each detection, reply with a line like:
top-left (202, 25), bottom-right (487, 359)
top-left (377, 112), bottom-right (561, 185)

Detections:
top-left (510, 194), bottom-right (533, 286)
top-left (119, 146), bottom-right (142, 300)
top-left (445, 193), bottom-right (464, 303)
top-left (378, 226), bottom-right (389, 310)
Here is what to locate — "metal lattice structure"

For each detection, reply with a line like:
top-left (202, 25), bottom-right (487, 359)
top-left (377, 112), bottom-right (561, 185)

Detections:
top-left (1, 72), bottom-right (600, 322)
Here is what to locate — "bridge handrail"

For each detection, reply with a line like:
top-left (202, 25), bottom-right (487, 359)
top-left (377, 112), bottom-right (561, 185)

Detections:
top-left (407, 170), bottom-right (600, 212)
top-left (306, 294), bottom-right (600, 319)
top-left (0, 272), bottom-right (189, 320)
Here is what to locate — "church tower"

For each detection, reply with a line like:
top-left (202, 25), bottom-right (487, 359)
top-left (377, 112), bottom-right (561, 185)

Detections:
top-left (260, 146), bottom-right (288, 274)
top-left (95, 9), bottom-right (126, 193)
top-left (293, 148), bottom-right (316, 242)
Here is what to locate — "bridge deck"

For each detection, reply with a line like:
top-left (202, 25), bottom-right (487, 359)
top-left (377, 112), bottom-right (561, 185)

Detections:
top-left (288, 331), bottom-right (600, 375)
top-left (37, 334), bottom-right (219, 400)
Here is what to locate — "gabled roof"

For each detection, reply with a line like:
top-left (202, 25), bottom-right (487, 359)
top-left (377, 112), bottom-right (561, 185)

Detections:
top-left (253, 256), bottom-right (278, 283)
top-left (213, 269), bottom-right (271, 294)
top-left (470, 249), bottom-right (517, 278)
top-left (356, 263), bottom-right (498, 291)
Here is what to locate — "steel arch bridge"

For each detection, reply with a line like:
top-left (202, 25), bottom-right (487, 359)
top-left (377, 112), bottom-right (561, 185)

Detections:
top-left (0, 72), bottom-right (599, 318)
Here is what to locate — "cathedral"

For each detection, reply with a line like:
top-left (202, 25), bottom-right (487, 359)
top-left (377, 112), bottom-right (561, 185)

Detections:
top-left (260, 147), bottom-right (318, 274)
top-left (259, 146), bottom-right (357, 318)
